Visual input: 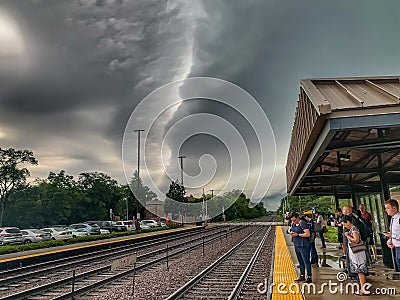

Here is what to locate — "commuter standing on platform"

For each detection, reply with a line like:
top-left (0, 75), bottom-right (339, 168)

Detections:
top-left (289, 212), bottom-right (312, 283)
top-left (335, 207), bottom-right (344, 254)
top-left (359, 204), bottom-right (377, 262)
top-left (305, 214), bottom-right (318, 265)
top-left (314, 211), bottom-right (326, 249)
top-left (383, 199), bottom-right (400, 272)
top-left (342, 215), bottom-right (370, 296)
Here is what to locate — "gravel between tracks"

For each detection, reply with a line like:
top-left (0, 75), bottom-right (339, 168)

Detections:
top-left (84, 226), bottom-right (274, 300)
top-left (0, 228), bottom-right (225, 298)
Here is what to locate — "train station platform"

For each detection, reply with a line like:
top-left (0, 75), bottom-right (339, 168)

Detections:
top-left (272, 226), bottom-right (399, 300)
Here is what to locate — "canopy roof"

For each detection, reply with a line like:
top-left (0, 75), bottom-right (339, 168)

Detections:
top-left (286, 76), bottom-right (400, 196)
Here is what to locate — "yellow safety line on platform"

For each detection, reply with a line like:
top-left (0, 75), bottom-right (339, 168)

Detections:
top-left (272, 226), bottom-right (303, 300)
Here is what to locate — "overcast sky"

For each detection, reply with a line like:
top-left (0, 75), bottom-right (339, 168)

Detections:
top-left (1, 0), bottom-right (400, 210)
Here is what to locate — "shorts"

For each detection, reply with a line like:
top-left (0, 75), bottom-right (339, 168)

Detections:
top-left (368, 234), bottom-right (375, 245)
top-left (338, 231), bottom-right (343, 244)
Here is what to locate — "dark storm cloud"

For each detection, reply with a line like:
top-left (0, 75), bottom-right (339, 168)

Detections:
top-left (0, 0), bottom-right (201, 182)
top-left (2, 0), bottom-right (400, 209)
top-left (174, 0), bottom-right (400, 207)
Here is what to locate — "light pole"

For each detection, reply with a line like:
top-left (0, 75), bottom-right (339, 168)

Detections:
top-left (178, 155), bottom-right (186, 186)
top-left (125, 197), bottom-right (129, 220)
top-left (178, 155), bottom-right (186, 226)
top-left (134, 129), bottom-right (145, 220)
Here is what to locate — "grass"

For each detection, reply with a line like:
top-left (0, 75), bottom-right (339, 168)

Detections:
top-left (324, 225), bottom-right (339, 243)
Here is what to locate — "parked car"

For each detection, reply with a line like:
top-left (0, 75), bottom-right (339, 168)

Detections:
top-left (141, 220), bottom-right (158, 228)
top-left (21, 229), bottom-right (52, 243)
top-left (67, 227), bottom-right (90, 238)
top-left (139, 221), bottom-right (151, 229)
top-left (41, 227), bottom-right (73, 240)
top-left (0, 227), bottom-right (24, 245)
top-left (69, 223), bottom-right (101, 235)
top-left (114, 221), bottom-right (134, 231)
top-left (85, 221), bottom-right (126, 232)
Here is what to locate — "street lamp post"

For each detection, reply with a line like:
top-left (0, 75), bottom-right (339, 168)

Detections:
top-left (125, 197), bottom-right (129, 220)
top-left (178, 155), bottom-right (186, 226)
top-left (178, 155), bottom-right (186, 186)
top-left (134, 129), bottom-right (145, 220)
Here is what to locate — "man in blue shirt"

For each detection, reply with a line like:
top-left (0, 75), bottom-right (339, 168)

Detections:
top-left (289, 212), bottom-right (312, 283)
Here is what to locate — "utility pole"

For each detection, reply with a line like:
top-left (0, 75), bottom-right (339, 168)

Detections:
top-left (178, 155), bottom-right (186, 186)
top-left (134, 129), bottom-right (145, 220)
top-left (178, 155), bottom-right (186, 226)
top-left (125, 197), bottom-right (129, 220)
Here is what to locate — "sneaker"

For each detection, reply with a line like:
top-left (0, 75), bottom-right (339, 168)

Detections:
top-left (294, 275), bottom-right (306, 282)
top-left (305, 277), bottom-right (312, 283)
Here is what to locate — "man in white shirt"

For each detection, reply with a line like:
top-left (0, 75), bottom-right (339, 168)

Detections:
top-left (315, 211), bottom-right (326, 249)
top-left (383, 199), bottom-right (400, 272)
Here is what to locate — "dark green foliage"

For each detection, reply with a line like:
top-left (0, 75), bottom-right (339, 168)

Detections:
top-left (166, 180), bottom-right (186, 202)
top-left (276, 195), bottom-right (337, 221)
top-left (0, 148), bottom-right (38, 226)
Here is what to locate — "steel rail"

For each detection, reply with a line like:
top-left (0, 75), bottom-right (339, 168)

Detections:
top-left (164, 226), bottom-right (266, 300)
top-left (0, 225), bottom-right (246, 300)
top-left (228, 226), bottom-right (272, 300)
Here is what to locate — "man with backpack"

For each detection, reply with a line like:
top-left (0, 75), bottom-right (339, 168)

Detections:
top-left (359, 204), bottom-right (377, 262)
top-left (305, 214), bottom-right (318, 265)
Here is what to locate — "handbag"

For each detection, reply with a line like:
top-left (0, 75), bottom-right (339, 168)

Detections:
top-left (322, 225), bottom-right (328, 233)
top-left (349, 240), bottom-right (365, 253)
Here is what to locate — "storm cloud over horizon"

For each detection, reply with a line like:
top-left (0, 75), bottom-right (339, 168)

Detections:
top-left (1, 0), bottom-right (400, 210)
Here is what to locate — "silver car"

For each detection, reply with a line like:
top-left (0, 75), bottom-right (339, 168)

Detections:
top-left (21, 229), bottom-right (52, 243)
top-left (0, 227), bottom-right (24, 245)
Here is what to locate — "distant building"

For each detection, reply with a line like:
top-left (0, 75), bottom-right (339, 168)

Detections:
top-left (145, 199), bottom-right (164, 219)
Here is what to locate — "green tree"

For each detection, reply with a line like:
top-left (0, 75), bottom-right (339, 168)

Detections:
top-left (78, 172), bottom-right (122, 220)
top-left (164, 180), bottom-right (186, 218)
top-left (129, 171), bottom-right (157, 203)
top-left (277, 195), bottom-right (336, 221)
top-left (166, 180), bottom-right (186, 202)
top-left (124, 171), bottom-right (157, 219)
top-left (3, 184), bottom-right (39, 228)
top-left (0, 148), bottom-right (38, 226)
top-left (36, 171), bottom-right (87, 225)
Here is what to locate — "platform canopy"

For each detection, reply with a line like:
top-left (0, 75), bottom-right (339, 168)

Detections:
top-left (286, 76), bottom-right (400, 197)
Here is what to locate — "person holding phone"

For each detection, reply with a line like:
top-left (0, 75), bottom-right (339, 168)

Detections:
top-left (289, 212), bottom-right (312, 283)
top-left (383, 199), bottom-right (400, 272)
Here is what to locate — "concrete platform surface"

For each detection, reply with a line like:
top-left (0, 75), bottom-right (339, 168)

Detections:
top-left (280, 226), bottom-right (399, 299)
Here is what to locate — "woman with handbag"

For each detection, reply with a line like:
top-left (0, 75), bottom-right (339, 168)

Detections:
top-left (315, 211), bottom-right (327, 249)
top-left (342, 215), bottom-right (370, 296)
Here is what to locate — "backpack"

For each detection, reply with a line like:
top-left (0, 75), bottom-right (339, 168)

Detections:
top-left (307, 220), bottom-right (317, 242)
top-left (352, 215), bottom-right (369, 241)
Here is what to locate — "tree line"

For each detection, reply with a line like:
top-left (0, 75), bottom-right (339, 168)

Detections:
top-left (0, 147), bottom-right (156, 228)
top-left (165, 181), bottom-right (267, 221)
top-left (276, 194), bottom-right (337, 221)
top-left (1, 147), bottom-right (268, 228)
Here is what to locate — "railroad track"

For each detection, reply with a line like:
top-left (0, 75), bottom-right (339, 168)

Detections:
top-left (0, 225), bottom-right (246, 300)
top-left (164, 225), bottom-right (274, 300)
